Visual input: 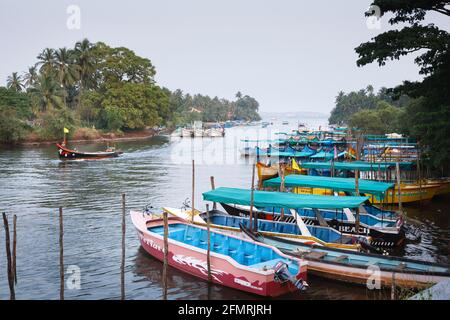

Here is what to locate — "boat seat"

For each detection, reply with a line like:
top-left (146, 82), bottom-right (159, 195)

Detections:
top-left (333, 255), bottom-right (348, 262)
top-left (304, 251), bottom-right (328, 260)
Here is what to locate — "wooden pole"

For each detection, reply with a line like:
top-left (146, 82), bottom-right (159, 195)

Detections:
top-left (354, 134), bottom-right (361, 234)
top-left (210, 176), bottom-right (217, 210)
top-left (59, 207), bottom-right (64, 300)
top-left (280, 164), bottom-right (285, 219)
top-left (396, 162), bottom-right (402, 213)
top-left (191, 159), bottom-right (195, 223)
top-left (121, 193), bottom-right (126, 300)
top-left (2, 213), bottom-right (15, 300)
top-left (206, 204), bottom-right (212, 283)
top-left (13, 214), bottom-right (17, 285)
top-left (391, 272), bottom-right (396, 300)
top-left (249, 163), bottom-right (256, 232)
top-left (162, 210), bottom-right (169, 300)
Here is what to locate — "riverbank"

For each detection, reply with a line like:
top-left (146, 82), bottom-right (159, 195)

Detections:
top-left (19, 128), bottom-right (168, 146)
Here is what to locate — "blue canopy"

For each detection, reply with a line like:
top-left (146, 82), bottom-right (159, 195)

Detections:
top-left (202, 187), bottom-right (369, 209)
top-left (301, 161), bottom-right (393, 171)
top-left (263, 175), bottom-right (394, 197)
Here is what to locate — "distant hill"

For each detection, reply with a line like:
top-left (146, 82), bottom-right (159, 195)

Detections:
top-left (259, 111), bottom-right (329, 120)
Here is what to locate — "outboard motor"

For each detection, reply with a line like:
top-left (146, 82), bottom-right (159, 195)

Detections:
top-left (273, 261), bottom-right (308, 291)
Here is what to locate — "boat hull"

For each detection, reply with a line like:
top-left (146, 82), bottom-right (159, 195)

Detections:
top-left (56, 144), bottom-right (122, 159)
top-left (370, 183), bottom-right (440, 204)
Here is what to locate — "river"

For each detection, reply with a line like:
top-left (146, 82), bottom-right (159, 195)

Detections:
top-left (0, 117), bottom-right (448, 300)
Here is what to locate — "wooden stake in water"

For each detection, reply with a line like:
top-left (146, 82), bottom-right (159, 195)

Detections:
top-left (210, 176), bottom-right (217, 210)
top-left (191, 159), bottom-right (195, 223)
top-left (13, 214), bottom-right (17, 285)
top-left (121, 193), bottom-right (126, 300)
top-left (206, 204), bottom-right (212, 283)
top-left (391, 272), bottom-right (396, 300)
top-left (2, 212), bottom-right (15, 300)
top-left (396, 162), bottom-right (402, 213)
top-left (162, 210), bottom-right (169, 300)
top-left (249, 163), bottom-right (256, 232)
top-left (59, 207), bottom-right (64, 300)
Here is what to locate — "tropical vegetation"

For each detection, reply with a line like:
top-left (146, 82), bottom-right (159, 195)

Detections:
top-left (330, 0), bottom-right (450, 173)
top-left (0, 39), bottom-right (261, 143)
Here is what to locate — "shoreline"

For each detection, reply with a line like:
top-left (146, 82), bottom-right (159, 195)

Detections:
top-left (18, 128), bottom-right (170, 147)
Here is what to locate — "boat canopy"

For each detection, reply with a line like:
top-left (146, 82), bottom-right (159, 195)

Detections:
top-left (301, 161), bottom-right (393, 171)
top-left (202, 187), bottom-right (369, 209)
top-left (263, 175), bottom-right (394, 197)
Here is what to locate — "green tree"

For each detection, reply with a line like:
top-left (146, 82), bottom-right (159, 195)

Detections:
top-left (29, 75), bottom-right (63, 112)
top-left (23, 66), bottom-right (38, 88)
top-left (355, 0), bottom-right (450, 171)
top-left (36, 48), bottom-right (56, 76)
top-left (6, 72), bottom-right (24, 92)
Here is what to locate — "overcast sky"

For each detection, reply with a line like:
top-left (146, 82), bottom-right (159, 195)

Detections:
top-left (1, 0), bottom-right (449, 115)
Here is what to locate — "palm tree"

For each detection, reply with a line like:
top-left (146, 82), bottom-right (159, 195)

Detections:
top-left (54, 48), bottom-right (79, 107)
top-left (74, 39), bottom-right (95, 89)
top-left (23, 66), bottom-right (38, 88)
top-left (6, 72), bottom-right (24, 91)
top-left (30, 74), bottom-right (63, 112)
top-left (37, 48), bottom-right (56, 76)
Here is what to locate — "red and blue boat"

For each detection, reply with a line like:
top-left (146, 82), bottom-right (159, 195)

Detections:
top-left (130, 211), bottom-right (308, 297)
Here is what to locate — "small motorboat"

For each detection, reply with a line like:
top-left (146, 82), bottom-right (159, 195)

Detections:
top-left (56, 143), bottom-right (123, 160)
top-left (130, 211), bottom-right (309, 297)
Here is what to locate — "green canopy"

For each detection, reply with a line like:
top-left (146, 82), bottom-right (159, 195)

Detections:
top-left (301, 161), bottom-right (393, 171)
top-left (202, 187), bottom-right (369, 209)
top-left (263, 175), bottom-right (394, 197)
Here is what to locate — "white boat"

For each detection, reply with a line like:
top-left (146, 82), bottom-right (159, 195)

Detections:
top-left (182, 128), bottom-right (193, 137)
top-left (194, 128), bottom-right (204, 137)
top-left (208, 128), bottom-right (224, 137)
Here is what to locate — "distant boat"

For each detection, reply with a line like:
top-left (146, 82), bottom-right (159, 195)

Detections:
top-left (130, 211), bottom-right (309, 297)
top-left (182, 128), bottom-right (193, 137)
top-left (56, 143), bottom-right (122, 160)
top-left (282, 121), bottom-right (289, 125)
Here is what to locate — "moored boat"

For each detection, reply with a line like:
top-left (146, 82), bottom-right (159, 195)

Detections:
top-left (241, 224), bottom-right (450, 289)
top-left (130, 211), bottom-right (309, 297)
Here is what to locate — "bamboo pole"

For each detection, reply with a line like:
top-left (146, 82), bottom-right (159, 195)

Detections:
top-left (206, 204), bottom-right (212, 283)
top-left (396, 162), bottom-right (402, 213)
top-left (121, 193), bottom-right (126, 300)
top-left (191, 159), bottom-right (195, 223)
top-left (210, 176), bottom-right (217, 210)
top-left (162, 210), bottom-right (169, 300)
top-left (391, 272), bottom-right (396, 300)
top-left (249, 163), bottom-right (256, 232)
top-left (13, 214), bottom-right (17, 285)
top-left (59, 207), bottom-right (64, 300)
top-left (280, 164), bottom-right (285, 220)
top-left (2, 212), bottom-right (15, 300)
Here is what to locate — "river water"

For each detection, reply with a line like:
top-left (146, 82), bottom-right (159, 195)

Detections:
top-left (0, 118), bottom-right (448, 300)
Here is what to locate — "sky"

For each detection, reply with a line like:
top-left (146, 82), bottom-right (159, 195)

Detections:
top-left (0, 0), bottom-right (449, 115)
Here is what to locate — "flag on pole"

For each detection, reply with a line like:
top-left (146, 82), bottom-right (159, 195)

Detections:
top-left (64, 127), bottom-right (69, 134)
top-left (292, 158), bottom-right (301, 171)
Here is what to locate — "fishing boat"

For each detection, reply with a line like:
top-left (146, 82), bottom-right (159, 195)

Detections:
top-left (56, 142), bottom-right (123, 159)
top-left (201, 187), bottom-right (374, 252)
top-left (130, 211), bottom-right (308, 297)
top-left (282, 121), bottom-right (289, 125)
top-left (261, 174), bottom-right (404, 247)
top-left (241, 224), bottom-right (450, 289)
top-left (170, 127), bottom-right (182, 137)
top-left (166, 206), bottom-right (370, 252)
top-left (256, 162), bottom-right (279, 183)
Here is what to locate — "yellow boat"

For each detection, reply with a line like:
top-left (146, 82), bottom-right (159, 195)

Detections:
top-left (369, 183), bottom-right (440, 204)
top-left (426, 178), bottom-right (450, 196)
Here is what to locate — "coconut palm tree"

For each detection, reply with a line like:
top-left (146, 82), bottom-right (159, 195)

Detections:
top-left (54, 48), bottom-right (80, 107)
top-left (37, 48), bottom-right (56, 76)
top-left (29, 74), bottom-right (63, 112)
top-left (6, 72), bottom-right (24, 91)
top-left (23, 66), bottom-right (38, 88)
top-left (74, 39), bottom-right (95, 90)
